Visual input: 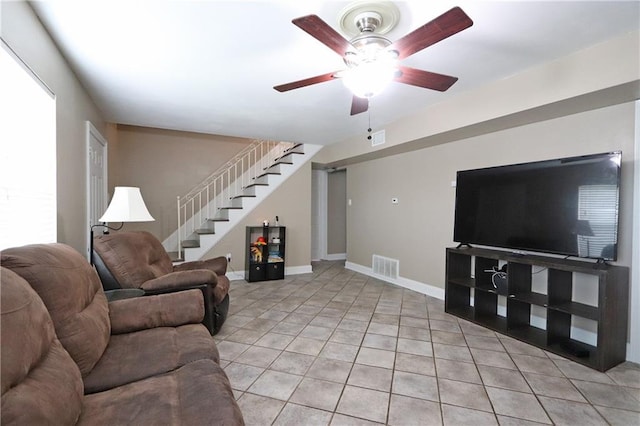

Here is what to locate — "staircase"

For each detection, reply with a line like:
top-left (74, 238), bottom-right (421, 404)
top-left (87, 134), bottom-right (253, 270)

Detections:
top-left (163, 140), bottom-right (321, 262)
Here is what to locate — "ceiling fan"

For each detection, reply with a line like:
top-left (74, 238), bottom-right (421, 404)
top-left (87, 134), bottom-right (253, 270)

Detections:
top-left (274, 3), bottom-right (473, 116)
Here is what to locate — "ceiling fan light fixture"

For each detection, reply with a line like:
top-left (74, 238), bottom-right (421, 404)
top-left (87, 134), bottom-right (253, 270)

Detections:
top-left (341, 8), bottom-right (397, 99)
top-left (343, 38), bottom-right (397, 98)
top-left (342, 59), bottom-right (396, 98)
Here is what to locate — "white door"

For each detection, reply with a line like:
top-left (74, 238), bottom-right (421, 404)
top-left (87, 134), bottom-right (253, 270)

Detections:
top-left (86, 121), bottom-right (108, 258)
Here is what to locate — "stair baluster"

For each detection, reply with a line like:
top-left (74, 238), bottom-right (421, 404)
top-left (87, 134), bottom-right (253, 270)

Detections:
top-left (174, 140), bottom-right (299, 260)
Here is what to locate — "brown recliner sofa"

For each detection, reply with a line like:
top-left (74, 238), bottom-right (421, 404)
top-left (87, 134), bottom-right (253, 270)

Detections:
top-left (1, 243), bottom-right (243, 425)
top-left (92, 230), bottom-right (230, 334)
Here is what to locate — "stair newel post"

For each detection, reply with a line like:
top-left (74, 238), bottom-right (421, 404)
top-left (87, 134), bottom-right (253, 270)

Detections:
top-left (176, 196), bottom-right (182, 260)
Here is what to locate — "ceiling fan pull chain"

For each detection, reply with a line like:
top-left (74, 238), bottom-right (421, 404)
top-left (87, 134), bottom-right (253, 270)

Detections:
top-left (367, 106), bottom-right (372, 140)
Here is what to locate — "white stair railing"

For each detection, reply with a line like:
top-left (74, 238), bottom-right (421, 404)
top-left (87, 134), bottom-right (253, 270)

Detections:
top-left (176, 139), bottom-right (297, 259)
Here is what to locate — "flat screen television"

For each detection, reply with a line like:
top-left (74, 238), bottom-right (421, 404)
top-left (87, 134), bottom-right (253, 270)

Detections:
top-left (453, 151), bottom-right (621, 261)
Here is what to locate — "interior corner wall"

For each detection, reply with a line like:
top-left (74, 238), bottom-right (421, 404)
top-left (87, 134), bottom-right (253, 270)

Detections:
top-left (346, 102), bottom-right (636, 285)
top-left (208, 162), bottom-right (312, 271)
top-left (327, 170), bottom-right (347, 256)
top-left (311, 169), bottom-right (327, 261)
top-left (111, 125), bottom-right (253, 241)
top-left (1, 1), bottom-right (107, 253)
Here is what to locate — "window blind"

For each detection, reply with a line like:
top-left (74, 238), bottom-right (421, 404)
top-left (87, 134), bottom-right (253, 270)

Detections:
top-left (0, 41), bottom-right (56, 250)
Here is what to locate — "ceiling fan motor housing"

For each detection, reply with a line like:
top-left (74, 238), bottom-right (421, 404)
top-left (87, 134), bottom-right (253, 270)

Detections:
top-left (345, 34), bottom-right (394, 67)
top-left (354, 11), bottom-right (382, 33)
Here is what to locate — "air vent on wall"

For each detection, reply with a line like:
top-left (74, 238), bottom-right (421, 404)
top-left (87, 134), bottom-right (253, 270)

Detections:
top-left (370, 129), bottom-right (385, 146)
top-left (372, 254), bottom-right (399, 279)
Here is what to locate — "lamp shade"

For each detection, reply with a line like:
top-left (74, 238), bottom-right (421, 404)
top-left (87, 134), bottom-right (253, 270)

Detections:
top-left (98, 186), bottom-right (154, 223)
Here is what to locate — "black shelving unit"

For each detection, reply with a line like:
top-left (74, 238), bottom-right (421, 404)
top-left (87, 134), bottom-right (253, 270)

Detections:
top-left (245, 226), bottom-right (286, 282)
top-left (445, 247), bottom-right (629, 371)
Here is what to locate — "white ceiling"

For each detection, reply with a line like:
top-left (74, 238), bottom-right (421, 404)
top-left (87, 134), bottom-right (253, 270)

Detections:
top-left (31, 1), bottom-right (640, 146)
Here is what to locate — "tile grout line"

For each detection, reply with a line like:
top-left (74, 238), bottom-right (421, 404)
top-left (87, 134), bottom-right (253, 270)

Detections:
top-left (222, 261), bottom-right (640, 425)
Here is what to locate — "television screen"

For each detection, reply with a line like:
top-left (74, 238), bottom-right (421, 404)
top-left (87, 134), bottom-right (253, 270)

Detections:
top-left (453, 151), bottom-right (621, 260)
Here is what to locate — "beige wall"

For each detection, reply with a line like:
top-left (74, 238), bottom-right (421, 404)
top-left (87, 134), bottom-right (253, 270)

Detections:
top-left (316, 31), bottom-right (639, 167)
top-left (111, 125), bottom-right (252, 240)
top-left (327, 170), bottom-right (346, 255)
top-left (314, 25), bottom-right (639, 362)
top-left (208, 162), bottom-right (312, 270)
top-left (1, 1), bottom-right (107, 253)
top-left (346, 102), bottom-right (636, 287)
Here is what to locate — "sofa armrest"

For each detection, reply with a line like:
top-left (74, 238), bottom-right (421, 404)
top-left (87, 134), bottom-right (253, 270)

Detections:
top-left (174, 256), bottom-right (227, 277)
top-left (139, 269), bottom-right (217, 292)
top-left (104, 288), bottom-right (145, 302)
top-left (109, 289), bottom-right (205, 334)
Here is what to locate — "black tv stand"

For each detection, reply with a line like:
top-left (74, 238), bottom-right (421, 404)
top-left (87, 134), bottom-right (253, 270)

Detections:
top-left (456, 243), bottom-right (473, 249)
top-left (445, 246), bottom-right (629, 371)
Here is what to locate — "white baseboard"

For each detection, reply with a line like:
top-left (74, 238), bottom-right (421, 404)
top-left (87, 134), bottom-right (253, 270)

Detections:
top-left (345, 261), bottom-right (445, 300)
top-left (324, 253), bottom-right (347, 261)
top-left (228, 264), bottom-right (313, 282)
top-left (286, 265), bottom-right (313, 275)
top-left (227, 270), bottom-right (246, 281)
top-left (312, 253), bottom-right (347, 261)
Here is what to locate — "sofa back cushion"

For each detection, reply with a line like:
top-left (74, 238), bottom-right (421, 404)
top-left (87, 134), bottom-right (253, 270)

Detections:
top-left (1, 243), bottom-right (110, 377)
top-left (93, 231), bottom-right (173, 288)
top-left (1, 267), bottom-right (84, 425)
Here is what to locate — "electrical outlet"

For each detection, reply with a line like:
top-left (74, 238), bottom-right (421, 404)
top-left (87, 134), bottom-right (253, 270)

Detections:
top-left (226, 253), bottom-right (232, 263)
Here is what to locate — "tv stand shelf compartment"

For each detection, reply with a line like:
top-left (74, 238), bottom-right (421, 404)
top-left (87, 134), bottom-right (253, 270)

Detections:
top-left (445, 247), bottom-right (629, 371)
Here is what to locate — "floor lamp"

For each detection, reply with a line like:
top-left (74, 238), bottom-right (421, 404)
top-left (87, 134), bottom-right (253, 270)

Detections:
top-left (90, 186), bottom-right (155, 265)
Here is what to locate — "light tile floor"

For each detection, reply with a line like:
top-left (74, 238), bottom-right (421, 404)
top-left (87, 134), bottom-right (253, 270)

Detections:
top-left (217, 261), bottom-right (640, 425)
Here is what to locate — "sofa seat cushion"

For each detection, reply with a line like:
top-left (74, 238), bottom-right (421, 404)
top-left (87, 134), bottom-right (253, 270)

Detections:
top-left (1, 243), bottom-right (111, 377)
top-left (1, 267), bottom-right (84, 425)
top-left (79, 359), bottom-right (243, 425)
top-left (83, 324), bottom-right (219, 394)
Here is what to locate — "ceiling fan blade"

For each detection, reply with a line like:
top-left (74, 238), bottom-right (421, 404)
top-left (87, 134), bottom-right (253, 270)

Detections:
top-left (274, 71), bottom-right (338, 92)
top-left (292, 15), bottom-right (353, 57)
top-left (350, 96), bottom-right (368, 116)
top-left (391, 7), bottom-right (473, 60)
top-left (395, 66), bottom-right (458, 91)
